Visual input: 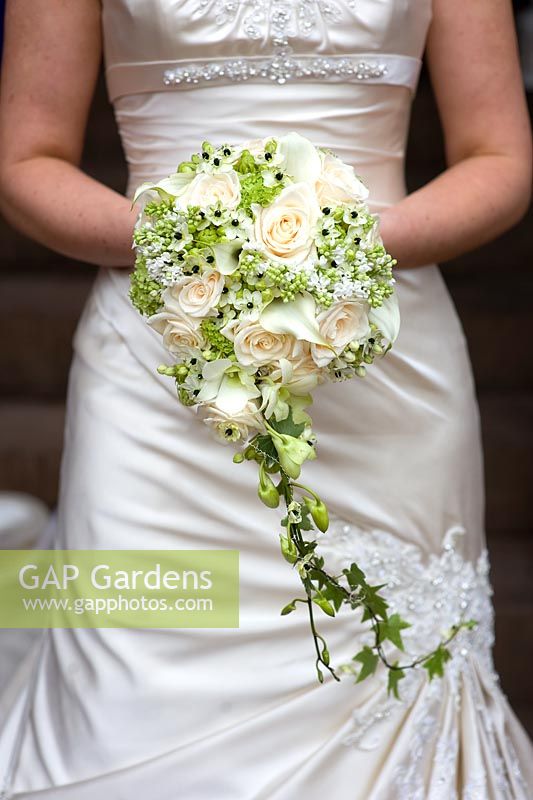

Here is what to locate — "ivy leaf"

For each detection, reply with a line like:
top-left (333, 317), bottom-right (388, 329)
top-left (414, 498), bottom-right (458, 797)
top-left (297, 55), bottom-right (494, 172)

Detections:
top-left (361, 584), bottom-right (389, 621)
top-left (299, 505), bottom-right (314, 532)
top-left (312, 591), bottom-right (335, 617)
top-left (377, 613), bottom-right (410, 651)
top-left (269, 408), bottom-right (306, 438)
top-left (322, 582), bottom-right (346, 613)
top-left (253, 435), bottom-right (278, 464)
top-left (422, 645), bottom-right (451, 681)
top-left (343, 563), bottom-right (366, 590)
top-left (353, 646), bottom-right (379, 683)
top-left (387, 663), bottom-right (406, 699)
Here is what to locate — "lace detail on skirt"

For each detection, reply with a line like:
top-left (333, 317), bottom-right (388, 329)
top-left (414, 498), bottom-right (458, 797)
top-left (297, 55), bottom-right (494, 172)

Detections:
top-left (315, 518), bottom-right (529, 798)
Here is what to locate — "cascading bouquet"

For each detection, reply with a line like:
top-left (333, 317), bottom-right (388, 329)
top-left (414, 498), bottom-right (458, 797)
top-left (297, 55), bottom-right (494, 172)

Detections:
top-left (130, 133), bottom-right (473, 695)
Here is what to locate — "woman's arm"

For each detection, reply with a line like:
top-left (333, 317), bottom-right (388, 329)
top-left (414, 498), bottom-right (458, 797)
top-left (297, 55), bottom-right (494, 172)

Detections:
top-left (379, 0), bottom-right (532, 270)
top-left (0, 0), bottom-right (137, 268)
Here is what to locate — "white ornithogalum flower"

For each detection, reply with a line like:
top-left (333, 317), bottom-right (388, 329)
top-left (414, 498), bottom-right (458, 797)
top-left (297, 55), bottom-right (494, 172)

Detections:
top-left (223, 209), bottom-right (253, 241)
top-left (233, 289), bottom-right (264, 320)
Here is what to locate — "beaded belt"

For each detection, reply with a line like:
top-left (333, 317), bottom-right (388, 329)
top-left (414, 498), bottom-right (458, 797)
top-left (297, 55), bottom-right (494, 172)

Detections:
top-left (106, 52), bottom-right (422, 102)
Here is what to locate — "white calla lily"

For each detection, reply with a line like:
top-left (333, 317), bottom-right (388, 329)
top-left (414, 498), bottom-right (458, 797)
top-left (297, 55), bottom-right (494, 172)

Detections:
top-left (132, 172), bottom-right (195, 206)
top-left (369, 294), bottom-right (401, 344)
top-left (277, 133), bottom-right (322, 185)
top-left (259, 293), bottom-right (332, 348)
top-left (211, 241), bottom-right (242, 275)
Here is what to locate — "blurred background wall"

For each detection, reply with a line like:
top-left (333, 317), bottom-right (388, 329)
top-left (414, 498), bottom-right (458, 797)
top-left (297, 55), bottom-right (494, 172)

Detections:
top-left (0, 3), bottom-right (532, 732)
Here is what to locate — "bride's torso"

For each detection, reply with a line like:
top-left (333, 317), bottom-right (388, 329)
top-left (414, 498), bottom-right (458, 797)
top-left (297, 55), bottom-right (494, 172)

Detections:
top-left (100, 0), bottom-right (433, 203)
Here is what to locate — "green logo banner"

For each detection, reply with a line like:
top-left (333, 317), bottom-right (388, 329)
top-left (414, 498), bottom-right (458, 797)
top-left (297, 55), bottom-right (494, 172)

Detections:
top-left (0, 550), bottom-right (239, 628)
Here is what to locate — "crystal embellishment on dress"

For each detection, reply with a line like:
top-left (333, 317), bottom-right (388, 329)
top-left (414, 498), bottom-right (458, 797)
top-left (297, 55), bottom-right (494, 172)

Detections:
top-left (316, 518), bottom-right (528, 798)
top-left (197, 0), bottom-right (347, 47)
top-left (163, 55), bottom-right (388, 87)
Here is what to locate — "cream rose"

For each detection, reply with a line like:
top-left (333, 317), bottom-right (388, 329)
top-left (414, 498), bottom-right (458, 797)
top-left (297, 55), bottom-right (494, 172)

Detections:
top-left (233, 320), bottom-right (295, 367)
top-left (169, 270), bottom-right (225, 318)
top-left (316, 153), bottom-right (369, 207)
top-left (270, 348), bottom-right (322, 395)
top-left (148, 309), bottom-right (205, 359)
top-left (176, 170), bottom-right (241, 210)
top-left (202, 401), bottom-right (264, 443)
top-left (253, 183), bottom-right (319, 265)
top-left (311, 300), bottom-right (370, 367)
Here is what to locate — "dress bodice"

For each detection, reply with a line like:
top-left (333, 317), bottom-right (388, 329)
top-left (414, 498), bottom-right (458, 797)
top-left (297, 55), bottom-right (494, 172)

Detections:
top-left (100, 0), bottom-right (433, 207)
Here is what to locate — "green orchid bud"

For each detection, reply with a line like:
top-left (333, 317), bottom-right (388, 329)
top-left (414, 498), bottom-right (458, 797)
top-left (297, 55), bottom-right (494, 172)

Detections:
top-left (303, 495), bottom-right (329, 533)
top-left (279, 534), bottom-right (298, 564)
top-left (267, 426), bottom-right (315, 479)
top-left (258, 463), bottom-right (280, 509)
top-left (233, 453), bottom-right (245, 464)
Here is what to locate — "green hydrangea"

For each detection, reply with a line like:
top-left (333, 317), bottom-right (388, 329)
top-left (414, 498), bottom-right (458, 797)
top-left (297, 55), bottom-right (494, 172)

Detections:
top-left (200, 319), bottom-right (235, 358)
top-left (129, 257), bottom-right (163, 317)
top-left (239, 172), bottom-right (285, 212)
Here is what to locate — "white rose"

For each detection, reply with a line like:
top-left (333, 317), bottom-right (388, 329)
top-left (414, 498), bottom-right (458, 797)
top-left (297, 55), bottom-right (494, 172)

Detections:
top-left (316, 153), bottom-right (369, 207)
top-left (270, 348), bottom-right (322, 395)
top-left (148, 309), bottom-right (205, 359)
top-left (176, 170), bottom-right (241, 210)
top-left (233, 320), bottom-right (295, 367)
top-left (202, 401), bottom-right (264, 443)
top-left (311, 300), bottom-right (370, 367)
top-left (253, 182), bottom-right (319, 265)
top-left (169, 270), bottom-right (225, 318)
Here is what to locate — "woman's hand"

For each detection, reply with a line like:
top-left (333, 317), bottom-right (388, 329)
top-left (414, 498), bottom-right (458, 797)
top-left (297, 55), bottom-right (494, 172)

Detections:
top-left (0, 0), bottom-right (138, 268)
top-left (380, 0), bottom-right (532, 270)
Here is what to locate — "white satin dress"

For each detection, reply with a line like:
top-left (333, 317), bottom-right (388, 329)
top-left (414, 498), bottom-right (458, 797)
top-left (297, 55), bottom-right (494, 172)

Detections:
top-left (1, 1), bottom-right (532, 797)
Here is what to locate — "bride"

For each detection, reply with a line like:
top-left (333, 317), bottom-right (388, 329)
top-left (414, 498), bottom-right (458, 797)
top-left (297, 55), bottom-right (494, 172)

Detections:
top-left (0, 0), bottom-right (532, 797)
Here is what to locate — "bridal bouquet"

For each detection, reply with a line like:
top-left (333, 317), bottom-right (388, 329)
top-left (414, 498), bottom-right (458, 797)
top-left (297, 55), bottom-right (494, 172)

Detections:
top-left (130, 133), bottom-right (472, 694)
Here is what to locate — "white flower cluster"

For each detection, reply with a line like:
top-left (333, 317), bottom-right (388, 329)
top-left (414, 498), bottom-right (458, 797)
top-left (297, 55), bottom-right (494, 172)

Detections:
top-left (131, 133), bottom-right (399, 446)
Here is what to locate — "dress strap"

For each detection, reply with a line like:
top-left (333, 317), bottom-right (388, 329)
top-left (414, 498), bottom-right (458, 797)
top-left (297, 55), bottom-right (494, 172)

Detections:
top-left (106, 53), bottom-right (422, 102)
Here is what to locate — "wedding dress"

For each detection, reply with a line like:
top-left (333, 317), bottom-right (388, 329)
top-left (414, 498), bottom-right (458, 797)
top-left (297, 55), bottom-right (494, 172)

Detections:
top-left (1, 0), bottom-right (532, 797)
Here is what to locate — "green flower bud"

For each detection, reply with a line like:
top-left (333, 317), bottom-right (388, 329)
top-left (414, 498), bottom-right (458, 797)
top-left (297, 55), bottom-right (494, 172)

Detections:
top-left (267, 426), bottom-right (315, 479)
top-left (258, 462), bottom-right (280, 508)
top-left (279, 533), bottom-right (298, 564)
top-left (303, 495), bottom-right (329, 533)
top-left (233, 453), bottom-right (245, 464)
